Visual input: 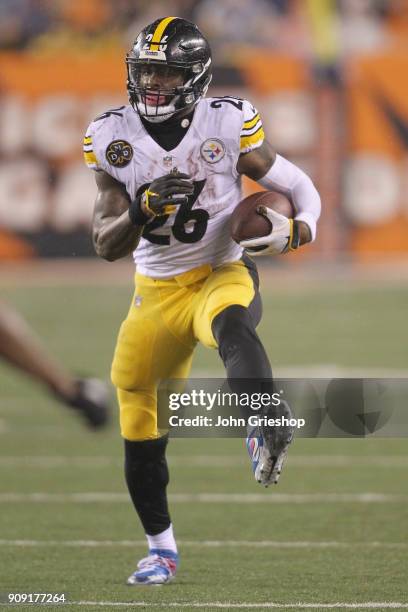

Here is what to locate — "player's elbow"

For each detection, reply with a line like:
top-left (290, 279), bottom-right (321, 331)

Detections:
top-left (98, 249), bottom-right (118, 262)
top-left (94, 237), bottom-right (133, 262)
top-left (93, 233), bottom-right (117, 262)
top-left (95, 244), bottom-right (119, 262)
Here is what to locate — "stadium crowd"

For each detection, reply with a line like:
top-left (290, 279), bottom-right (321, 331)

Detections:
top-left (1, 0), bottom-right (407, 61)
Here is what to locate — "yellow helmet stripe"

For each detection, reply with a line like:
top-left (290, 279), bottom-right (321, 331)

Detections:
top-left (150, 16), bottom-right (177, 51)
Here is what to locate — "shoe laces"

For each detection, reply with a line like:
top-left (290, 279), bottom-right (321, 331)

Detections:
top-left (137, 554), bottom-right (175, 574)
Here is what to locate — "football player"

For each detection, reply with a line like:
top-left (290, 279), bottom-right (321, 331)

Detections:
top-left (85, 17), bottom-right (321, 585)
top-left (0, 299), bottom-right (110, 428)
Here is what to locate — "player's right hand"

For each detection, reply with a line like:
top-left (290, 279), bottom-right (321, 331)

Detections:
top-left (141, 172), bottom-right (194, 217)
top-left (240, 207), bottom-right (299, 256)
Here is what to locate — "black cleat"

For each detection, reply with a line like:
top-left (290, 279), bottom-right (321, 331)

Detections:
top-left (260, 399), bottom-right (294, 486)
top-left (247, 399), bottom-right (294, 487)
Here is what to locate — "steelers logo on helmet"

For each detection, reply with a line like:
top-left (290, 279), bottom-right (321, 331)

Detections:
top-left (200, 138), bottom-right (225, 164)
top-left (106, 140), bottom-right (133, 168)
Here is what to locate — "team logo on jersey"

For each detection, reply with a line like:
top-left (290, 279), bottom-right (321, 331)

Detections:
top-left (200, 138), bottom-right (225, 164)
top-left (105, 140), bottom-right (133, 168)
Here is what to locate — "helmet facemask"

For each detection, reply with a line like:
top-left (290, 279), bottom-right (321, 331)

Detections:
top-left (126, 58), bottom-right (212, 123)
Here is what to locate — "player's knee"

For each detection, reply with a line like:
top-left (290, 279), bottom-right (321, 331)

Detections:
top-left (212, 305), bottom-right (267, 374)
top-left (111, 366), bottom-right (133, 391)
top-left (118, 388), bottom-right (158, 440)
top-left (111, 357), bottom-right (144, 392)
top-left (212, 305), bottom-right (256, 349)
top-left (110, 349), bottom-right (151, 391)
top-left (111, 319), bottom-right (156, 390)
top-left (121, 408), bottom-right (157, 441)
top-left (213, 305), bottom-right (272, 380)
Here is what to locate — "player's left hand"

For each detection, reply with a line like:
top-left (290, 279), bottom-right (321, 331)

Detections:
top-left (239, 206), bottom-right (300, 256)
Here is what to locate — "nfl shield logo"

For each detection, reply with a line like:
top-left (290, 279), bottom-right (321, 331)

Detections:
top-left (163, 155), bottom-right (173, 168)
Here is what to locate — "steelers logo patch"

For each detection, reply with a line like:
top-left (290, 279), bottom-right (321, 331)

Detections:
top-left (200, 138), bottom-right (225, 164)
top-left (105, 140), bottom-right (133, 168)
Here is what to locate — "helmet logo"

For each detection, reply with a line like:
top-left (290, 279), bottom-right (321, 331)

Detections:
top-left (105, 140), bottom-right (133, 168)
top-left (200, 138), bottom-right (225, 164)
top-left (139, 49), bottom-right (166, 60)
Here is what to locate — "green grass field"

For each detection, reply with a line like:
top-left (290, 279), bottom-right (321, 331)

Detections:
top-left (1, 264), bottom-right (408, 610)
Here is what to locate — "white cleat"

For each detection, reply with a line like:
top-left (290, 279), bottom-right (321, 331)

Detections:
top-left (126, 549), bottom-right (178, 586)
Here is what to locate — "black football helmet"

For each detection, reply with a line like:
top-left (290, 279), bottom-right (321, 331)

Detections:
top-left (126, 17), bottom-right (212, 122)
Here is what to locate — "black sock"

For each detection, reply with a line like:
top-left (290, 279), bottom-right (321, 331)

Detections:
top-left (124, 435), bottom-right (171, 535)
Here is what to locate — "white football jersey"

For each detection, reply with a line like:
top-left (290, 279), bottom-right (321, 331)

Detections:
top-left (84, 97), bottom-right (265, 278)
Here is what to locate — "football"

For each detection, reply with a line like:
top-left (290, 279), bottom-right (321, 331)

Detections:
top-left (231, 190), bottom-right (295, 245)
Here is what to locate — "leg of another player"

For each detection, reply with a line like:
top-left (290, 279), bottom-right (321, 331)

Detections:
top-left (0, 300), bottom-right (77, 397)
top-left (0, 300), bottom-right (109, 428)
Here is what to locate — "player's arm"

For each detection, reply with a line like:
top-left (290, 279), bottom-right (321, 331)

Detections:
top-left (92, 170), bottom-right (143, 261)
top-left (237, 140), bottom-right (321, 253)
top-left (92, 169), bottom-right (194, 261)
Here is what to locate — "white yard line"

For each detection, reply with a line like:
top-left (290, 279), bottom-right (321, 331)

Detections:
top-left (0, 455), bottom-right (407, 468)
top-left (0, 539), bottom-right (406, 549)
top-left (66, 601), bottom-right (408, 609)
top-left (0, 492), bottom-right (406, 503)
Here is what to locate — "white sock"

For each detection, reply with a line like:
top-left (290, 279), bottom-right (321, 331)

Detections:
top-left (146, 524), bottom-right (177, 553)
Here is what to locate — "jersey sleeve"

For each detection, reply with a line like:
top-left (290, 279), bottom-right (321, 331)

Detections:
top-left (239, 100), bottom-right (265, 154)
top-left (83, 128), bottom-right (100, 170)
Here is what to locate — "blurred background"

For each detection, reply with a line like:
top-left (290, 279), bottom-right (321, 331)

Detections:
top-left (1, 0), bottom-right (408, 261)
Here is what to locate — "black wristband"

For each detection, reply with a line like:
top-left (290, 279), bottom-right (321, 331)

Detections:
top-left (128, 195), bottom-right (150, 226)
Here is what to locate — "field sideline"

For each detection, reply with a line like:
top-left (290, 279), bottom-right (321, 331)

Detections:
top-left (0, 259), bottom-right (407, 610)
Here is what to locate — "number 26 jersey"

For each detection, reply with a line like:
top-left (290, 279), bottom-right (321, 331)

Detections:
top-left (84, 97), bottom-right (265, 278)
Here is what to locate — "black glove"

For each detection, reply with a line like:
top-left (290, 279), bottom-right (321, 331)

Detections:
top-left (128, 171), bottom-right (194, 226)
